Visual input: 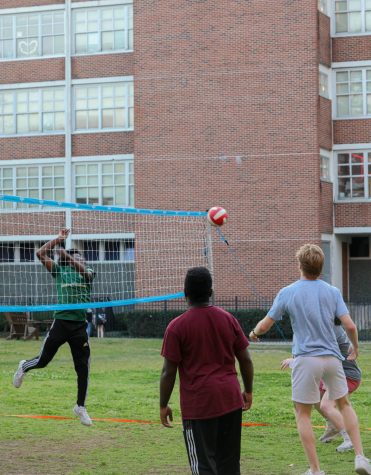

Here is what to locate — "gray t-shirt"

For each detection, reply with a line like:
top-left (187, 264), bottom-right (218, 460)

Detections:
top-left (334, 325), bottom-right (362, 381)
top-left (268, 279), bottom-right (349, 359)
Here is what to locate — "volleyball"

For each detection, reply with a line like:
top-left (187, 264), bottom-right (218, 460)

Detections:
top-left (207, 206), bottom-right (228, 226)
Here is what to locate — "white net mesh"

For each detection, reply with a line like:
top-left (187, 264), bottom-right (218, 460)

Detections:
top-left (0, 195), bottom-right (211, 312)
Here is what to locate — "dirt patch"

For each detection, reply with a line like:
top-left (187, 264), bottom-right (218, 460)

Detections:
top-left (0, 430), bottom-right (118, 475)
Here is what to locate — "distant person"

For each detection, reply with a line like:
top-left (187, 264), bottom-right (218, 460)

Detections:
top-left (160, 267), bottom-right (253, 475)
top-left (13, 228), bottom-right (95, 426)
top-left (95, 307), bottom-right (107, 338)
top-left (281, 317), bottom-right (362, 453)
top-left (249, 244), bottom-right (370, 475)
top-left (86, 308), bottom-right (94, 337)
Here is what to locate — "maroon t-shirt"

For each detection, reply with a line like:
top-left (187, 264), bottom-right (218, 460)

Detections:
top-left (161, 305), bottom-right (249, 420)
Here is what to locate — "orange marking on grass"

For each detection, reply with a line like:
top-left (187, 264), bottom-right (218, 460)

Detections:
top-left (2, 414), bottom-right (370, 431)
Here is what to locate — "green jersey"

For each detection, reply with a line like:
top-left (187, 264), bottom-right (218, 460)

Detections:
top-left (51, 262), bottom-right (95, 322)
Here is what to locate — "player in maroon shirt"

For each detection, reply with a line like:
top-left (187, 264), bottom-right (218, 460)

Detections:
top-left (160, 267), bottom-right (253, 475)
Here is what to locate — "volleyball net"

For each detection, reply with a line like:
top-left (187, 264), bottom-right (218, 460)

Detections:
top-left (0, 194), bottom-right (211, 312)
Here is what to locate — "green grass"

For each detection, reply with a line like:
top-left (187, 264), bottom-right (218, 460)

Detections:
top-left (0, 338), bottom-right (370, 475)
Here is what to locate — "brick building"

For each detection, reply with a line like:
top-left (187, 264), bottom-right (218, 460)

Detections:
top-left (0, 0), bottom-right (370, 304)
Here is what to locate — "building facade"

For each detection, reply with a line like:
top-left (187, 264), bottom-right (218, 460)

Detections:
top-left (0, 0), bottom-right (370, 304)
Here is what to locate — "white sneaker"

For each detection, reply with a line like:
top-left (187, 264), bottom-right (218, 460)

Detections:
top-left (73, 404), bottom-right (92, 426)
top-left (302, 470), bottom-right (325, 475)
top-left (336, 439), bottom-right (353, 452)
top-left (355, 455), bottom-right (371, 475)
top-left (13, 360), bottom-right (26, 388)
top-left (319, 425), bottom-right (340, 443)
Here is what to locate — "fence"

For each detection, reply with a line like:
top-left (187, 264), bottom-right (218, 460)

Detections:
top-left (1, 297), bottom-right (370, 340)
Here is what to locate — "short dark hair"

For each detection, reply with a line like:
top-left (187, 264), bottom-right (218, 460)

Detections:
top-left (184, 267), bottom-right (212, 304)
top-left (66, 248), bottom-right (81, 256)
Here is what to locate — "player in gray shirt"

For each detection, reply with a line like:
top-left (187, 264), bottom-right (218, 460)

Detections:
top-left (249, 244), bottom-right (370, 475)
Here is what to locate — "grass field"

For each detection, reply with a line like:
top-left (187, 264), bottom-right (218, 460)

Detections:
top-left (0, 338), bottom-right (369, 475)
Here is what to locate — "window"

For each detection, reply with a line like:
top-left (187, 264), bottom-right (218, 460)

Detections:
top-left (320, 153), bottom-right (331, 181)
top-left (0, 241), bottom-right (44, 263)
top-left (0, 243), bottom-right (14, 262)
top-left (335, 0), bottom-right (371, 34)
top-left (335, 69), bottom-right (371, 117)
top-left (72, 4), bottom-right (133, 54)
top-left (0, 11), bottom-right (64, 60)
top-left (0, 163), bottom-right (65, 208)
top-left (319, 71), bottom-right (329, 98)
top-left (337, 151), bottom-right (371, 199)
top-left (74, 160), bottom-right (134, 206)
top-left (350, 236), bottom-right (370, 257)
top-left (74, 82), bottom-right (133, 131)
top-left (318, 0), bottom-right (329, 15)
top-left (321, 241), bottom-right (331, 282)
top-left (0, 87), bottom-right (65, 135)
top-left (77, 239), bottom-right (135, 262)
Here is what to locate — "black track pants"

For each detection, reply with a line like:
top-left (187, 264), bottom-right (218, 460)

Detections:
top-left (22, 319), bottom-right (90, 406)
top-left (182, 408), bottom-right (242, 475)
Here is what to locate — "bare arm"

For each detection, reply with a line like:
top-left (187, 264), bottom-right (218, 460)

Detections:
top-left (235, 347), bottom-right (254, 410)
top-left (249, 315), bottom-right (276, 341)
top-left (339, 314), bottom-right (359, 360)
top-left (36, 228), bottom-right (70, 273)
top-left (159, 358), bottom-right (178, 428)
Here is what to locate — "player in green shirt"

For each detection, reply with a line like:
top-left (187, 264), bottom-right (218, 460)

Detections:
top-left (13, 228), bottom-right (95, 426)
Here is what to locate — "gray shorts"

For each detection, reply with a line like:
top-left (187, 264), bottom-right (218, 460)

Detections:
top-left (291, 355), bottom-right (348, 404)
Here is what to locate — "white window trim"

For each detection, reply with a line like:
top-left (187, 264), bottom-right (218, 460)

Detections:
top-left (320, 148), bottom-right (333, 182)
top-left (318, 0), bottom-right (330, 17)
top-left (73, 238), bottom-right (135, 263)
top-left (72, 158), bottom-right (134, 207)
top-left (332, 67), bottom-right (371, 119)
top-left (71, 0), bottom-right (132, 9)
top-left (72, 79), bottom-right (134, 133)
top-left (0, 5), bottom-right (64, 15)
top-left (319, 64), bottom-right (332, 99)
top-left (0, 9), bottom-right (66, 62)
top-left (334, 148), bottom-right (371, 202)
top-left (331, 0), bottom-right (371, 36)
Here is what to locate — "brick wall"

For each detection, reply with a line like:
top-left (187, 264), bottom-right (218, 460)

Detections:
top-left (72, 132), bottom-right (134, 156)
top-left (72, 54), bottom-right (134, 80)
top-left (318, 12), bottom-right (331, 66)
top-left (333, 36), bottom-right (371, 62)
top-left (134, 0), bottom-right (320, 296)
top-left (335, 202), bottom-right (371, 227)
top-left (333, 119), bottom-right (371, 144)
top-left (320, 181), bottom-right (333, 234)
top-left (0, 0), bottom-right (64, 8)
top-left (0, 136), bottom-right (65, 160)
top-left (318, 96), bottom-right (332, 150)
top-left (0, 59), bottom-right (65, 85)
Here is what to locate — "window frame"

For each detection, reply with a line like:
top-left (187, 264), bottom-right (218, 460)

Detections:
top-left (71, 3), bottom-right (133, 56)
top-left (72, 158), bottom-right (134, 207)
top-left (335, 149), bottom-right (371, 201)
top-left (0, 240), bottom-right (46, 263)
top-left (72, 79), bottom-right (134, 132)
top-left (333, 0), bottom-right (371, 36)
top-left (319, 65), bottom-right (331, 99)
top-left (0, 9), bottom-right (65, 61)
top-left (320, 149), bottom-right (333, 182)
top-left (73, 238), bottom-right (135, 263)
top-left (0, 161), bottom-right (65, 208)
top-left (0, 85), bottom-right (65, 136)
top-left (334, 67), bottom-right (371, 118)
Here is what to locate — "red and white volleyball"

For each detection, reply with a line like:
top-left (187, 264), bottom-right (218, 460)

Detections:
top-left (207, 206), bottom-right (228, 226)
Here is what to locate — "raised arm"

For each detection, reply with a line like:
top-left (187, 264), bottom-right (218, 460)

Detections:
top-left (36, 228), bottom-right (70, 273)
